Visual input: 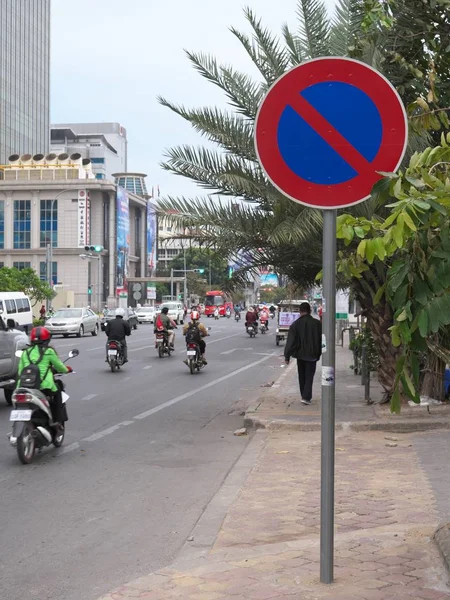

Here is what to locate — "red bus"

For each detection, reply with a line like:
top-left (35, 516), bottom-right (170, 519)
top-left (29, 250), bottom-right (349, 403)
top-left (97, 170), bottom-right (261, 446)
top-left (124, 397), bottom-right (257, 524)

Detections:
top-left (204, 290), bottom-right (232, 317)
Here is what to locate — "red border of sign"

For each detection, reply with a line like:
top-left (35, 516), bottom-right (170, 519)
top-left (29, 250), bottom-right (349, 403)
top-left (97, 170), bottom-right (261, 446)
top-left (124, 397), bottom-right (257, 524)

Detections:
top-left (254, 57), bottom-right (408, 209)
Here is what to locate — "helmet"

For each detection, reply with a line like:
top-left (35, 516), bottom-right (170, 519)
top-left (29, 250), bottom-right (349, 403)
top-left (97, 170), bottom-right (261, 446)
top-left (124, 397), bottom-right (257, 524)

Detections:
top-left (115, 307), bottom-right (125, 318)
top-left (30, 326), bottom-right (51, 345)
top-left (161, 307), bottom-right (169, 314)
top-left (191, 310), bottom-right (200, 321)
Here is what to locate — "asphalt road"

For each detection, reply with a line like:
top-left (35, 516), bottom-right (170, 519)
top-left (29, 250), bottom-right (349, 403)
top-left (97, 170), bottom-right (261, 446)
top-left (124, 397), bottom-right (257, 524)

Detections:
top-left (0, 315), bottom-right (282, 600)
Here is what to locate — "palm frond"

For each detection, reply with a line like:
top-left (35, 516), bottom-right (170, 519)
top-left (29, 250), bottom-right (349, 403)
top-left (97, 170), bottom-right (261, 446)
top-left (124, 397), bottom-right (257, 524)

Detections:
top-left (281, 24), bottom-right (304, 65)
top-left (329, 0), bottom-right (365, 57)
top-left (186, 51), bottom-right (264, 119)
top-left (157, 99), bottom-right (257, 162)
top-left (297, 0), bottom-right (331, 59)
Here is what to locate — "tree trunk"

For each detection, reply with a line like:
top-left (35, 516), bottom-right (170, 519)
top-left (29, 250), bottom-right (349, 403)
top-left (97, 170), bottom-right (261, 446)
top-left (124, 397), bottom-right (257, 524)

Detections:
top-left (420, 352), bottom-right (445, 401)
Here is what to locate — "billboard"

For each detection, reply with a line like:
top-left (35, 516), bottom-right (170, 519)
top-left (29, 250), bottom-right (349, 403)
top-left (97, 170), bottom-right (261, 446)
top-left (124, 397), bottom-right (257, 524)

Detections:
top-left (77, 190), bottom-right (89, 248)
top-left (116, 187), bottom-right (130, 297)
top-left (260, 272), bottom-right (279, 287)
top-left (146, 200), bottom-right (157, 277)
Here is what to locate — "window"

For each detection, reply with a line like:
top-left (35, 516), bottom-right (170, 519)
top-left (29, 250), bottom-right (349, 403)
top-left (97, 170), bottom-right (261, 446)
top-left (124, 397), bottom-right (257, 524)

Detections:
top-left (0, 263), bottom-right (4, 268)
top-left (95, 173), bottom-right (105, 180)
top-left (16, 298), bottom-right (31, 313)
top-left (40, 200), bottom-right (58, 248)
top-left (90, 157), bottom-right (105, 164)
top-left (5, 299), bottom-right (16, 314)
top-left (39, 261), bottom-right (57, 285)
top-left (13, 201), bottom-right (31, 249)
top-left (13, 262), bottom-right (31, 271)
top-left (0, 201), bottom-right (4, 249)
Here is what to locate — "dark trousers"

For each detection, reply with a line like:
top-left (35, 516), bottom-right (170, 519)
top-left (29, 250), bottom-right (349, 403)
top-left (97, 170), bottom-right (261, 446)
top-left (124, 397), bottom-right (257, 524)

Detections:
top-left (43, 388), bottom-right (65, 423)
top-left (296, 359), bottom-right (317, 401)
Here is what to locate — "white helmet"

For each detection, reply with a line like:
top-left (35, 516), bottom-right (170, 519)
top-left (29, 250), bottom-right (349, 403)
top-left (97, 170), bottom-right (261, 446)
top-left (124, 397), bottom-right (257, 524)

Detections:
top-left (115, 307), bottom-right (125, 317)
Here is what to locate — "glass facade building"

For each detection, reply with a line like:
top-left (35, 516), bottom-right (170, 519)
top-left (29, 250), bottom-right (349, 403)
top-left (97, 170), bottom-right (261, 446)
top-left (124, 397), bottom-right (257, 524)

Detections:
top-left (0, 0), bottom-right (51, 164)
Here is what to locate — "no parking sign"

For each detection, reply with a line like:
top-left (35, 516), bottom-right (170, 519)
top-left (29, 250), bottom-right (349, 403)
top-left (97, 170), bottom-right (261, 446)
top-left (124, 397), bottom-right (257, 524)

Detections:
top-left (255, 57), bottom-right (407, 209)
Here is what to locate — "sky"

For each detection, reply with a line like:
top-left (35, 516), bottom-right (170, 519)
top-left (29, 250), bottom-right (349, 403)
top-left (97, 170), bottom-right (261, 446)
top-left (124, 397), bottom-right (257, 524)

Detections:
top-left (51, 0), bottom-right (336, 197)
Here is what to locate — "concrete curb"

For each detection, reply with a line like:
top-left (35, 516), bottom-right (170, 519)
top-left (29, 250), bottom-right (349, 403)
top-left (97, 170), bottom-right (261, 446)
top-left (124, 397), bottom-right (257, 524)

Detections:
top-left (435, 523), bottom-right (450, 575)
top-left (244, 414), bottom-right (450, 433)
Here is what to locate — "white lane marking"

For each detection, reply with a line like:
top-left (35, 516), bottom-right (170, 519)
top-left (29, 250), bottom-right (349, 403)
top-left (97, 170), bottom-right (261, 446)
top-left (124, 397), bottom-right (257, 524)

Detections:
top-left (220, 347), bottom-right (253, 355)
top-left (82, 420), bottom-right (134, 443)
top-left (133, 352), bottom-right (277, 421)
top-left (129, 345), bottom-right (152, 352)
top-left (82, 393), bottom-right (98, 401)
top-left (207, 333), bottom-right (243, 345)
top-left (87, 346), bottom-right (105, 352)
top-left (61, 442), bottom-right (80, 454)
top-left (143, 366), bottom-right (152, 370)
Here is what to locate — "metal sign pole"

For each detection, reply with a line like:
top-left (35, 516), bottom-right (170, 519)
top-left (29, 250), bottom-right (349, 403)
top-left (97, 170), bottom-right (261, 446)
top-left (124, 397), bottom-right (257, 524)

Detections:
top-left (320, 208), bottom-right (337, 584)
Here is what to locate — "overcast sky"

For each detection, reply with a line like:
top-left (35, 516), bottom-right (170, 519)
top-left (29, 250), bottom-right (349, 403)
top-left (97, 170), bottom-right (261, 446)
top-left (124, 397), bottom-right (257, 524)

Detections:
top-left (51, 0), bottom-right (336, 197)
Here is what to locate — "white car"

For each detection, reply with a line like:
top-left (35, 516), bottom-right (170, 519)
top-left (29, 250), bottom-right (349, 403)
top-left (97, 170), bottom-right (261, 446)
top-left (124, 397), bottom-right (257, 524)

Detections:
top-left (45, 308), bottom-right (100, 337)
top-left (159, 302), bottom-right (185, 325)
top-left (136, 306), bottom-right (156, 324)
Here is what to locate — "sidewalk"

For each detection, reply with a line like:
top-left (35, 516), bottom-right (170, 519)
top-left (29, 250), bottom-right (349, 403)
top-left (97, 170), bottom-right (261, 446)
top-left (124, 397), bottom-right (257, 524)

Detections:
top-left (244, 345), bottom-right (450, 432)
top-left (98, 428), bottom-right (450, 600)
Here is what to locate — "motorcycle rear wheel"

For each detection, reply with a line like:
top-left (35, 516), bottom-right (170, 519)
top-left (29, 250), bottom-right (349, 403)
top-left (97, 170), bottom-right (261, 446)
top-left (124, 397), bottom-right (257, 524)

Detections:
top-left (189, 359), bottom-right (195, 374)
top-left (158, 345), bottom-right (164, 358)
top-left (53, 424), bottom-right (65, 448)
top-left (17, 424), bottom-right (36, 464)
top-left (110, 358), bottom-right (117, 372)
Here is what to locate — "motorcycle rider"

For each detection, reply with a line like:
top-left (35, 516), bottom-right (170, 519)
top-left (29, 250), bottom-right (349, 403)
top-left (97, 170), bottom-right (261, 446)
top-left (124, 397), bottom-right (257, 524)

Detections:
top-left (16, 326), bottom-right (72, 432)
top-left (183, 310), bottom-right (208, 365)
top-left (105, 307), bottom-right (131, 363)
top-left (234, 304), bottom-right (241, 320)
top-left (214, 307), bottom-right (220, 320)
top-left (155, 306), bottom-right (176, 349)
top-left (260, 306), bottom-right (270, 331)
top-left (245, 306), bottom-right (258, 332)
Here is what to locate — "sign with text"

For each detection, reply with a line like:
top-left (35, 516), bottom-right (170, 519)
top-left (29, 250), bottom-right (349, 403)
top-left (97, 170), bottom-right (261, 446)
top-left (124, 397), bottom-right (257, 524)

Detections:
top-left (77, 190), bottom-right (88, 248)
top-left (147, 286), bottom-right (156, 300)
top-left (279, 312), bottom-right (300, 328)
top-left (116, 187), bottom-right (130, 297)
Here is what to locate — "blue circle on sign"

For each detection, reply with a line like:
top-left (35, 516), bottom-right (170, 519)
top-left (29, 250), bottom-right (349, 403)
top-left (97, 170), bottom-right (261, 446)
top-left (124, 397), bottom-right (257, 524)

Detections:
top-left (277, 82), bottom-right (383, 185)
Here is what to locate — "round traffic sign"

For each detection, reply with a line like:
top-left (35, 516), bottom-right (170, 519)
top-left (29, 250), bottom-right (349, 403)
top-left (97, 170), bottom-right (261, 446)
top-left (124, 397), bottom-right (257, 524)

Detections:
top-left (255, 57), bottom-right (408, 209)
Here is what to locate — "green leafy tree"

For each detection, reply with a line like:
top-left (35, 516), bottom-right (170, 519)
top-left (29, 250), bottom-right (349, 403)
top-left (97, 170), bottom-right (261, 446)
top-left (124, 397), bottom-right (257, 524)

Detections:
top-left (337, 134), bottom-right (450, 411)
top-left (169, 248), bottom-right (229, 288)
top-left (0, 267), bottom-right (54, 306)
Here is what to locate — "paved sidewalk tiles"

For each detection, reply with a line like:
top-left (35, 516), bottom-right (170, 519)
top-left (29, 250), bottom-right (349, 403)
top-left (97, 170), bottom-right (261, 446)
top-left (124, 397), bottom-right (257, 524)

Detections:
top-left (98, 430), bottom-right (450, 600)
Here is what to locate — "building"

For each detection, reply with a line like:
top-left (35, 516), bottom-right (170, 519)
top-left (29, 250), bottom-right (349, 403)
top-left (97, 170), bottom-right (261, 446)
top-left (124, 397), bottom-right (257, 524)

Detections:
top-left (0, 154), bottom-right (148, 309)
top-left (50, 123), bottom-right (127, 181)
top-left (0, 0), bottom-right (51, 163)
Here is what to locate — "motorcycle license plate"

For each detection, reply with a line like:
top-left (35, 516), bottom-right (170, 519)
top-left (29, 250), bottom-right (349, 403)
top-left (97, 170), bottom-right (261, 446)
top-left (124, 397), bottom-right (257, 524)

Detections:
top-left (156, 339), bottom-right (163, 344)
top-left (61, 392), bottom-right (70, 403)
top-left (187, 351), bottom-right (196, 356)
top-left (108, 350), bottom-right (118, 355)
top-left (10, 410), bottom-right (32, 422)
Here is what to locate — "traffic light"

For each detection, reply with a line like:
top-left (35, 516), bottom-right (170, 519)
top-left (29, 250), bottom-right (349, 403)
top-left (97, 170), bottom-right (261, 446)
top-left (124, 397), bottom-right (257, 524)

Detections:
top-left (85, 245), bottom-right (104, 253)
top-left (194, 268), bottom-right (205, 274)
top-left (88, 285), bottom-right (92, 295)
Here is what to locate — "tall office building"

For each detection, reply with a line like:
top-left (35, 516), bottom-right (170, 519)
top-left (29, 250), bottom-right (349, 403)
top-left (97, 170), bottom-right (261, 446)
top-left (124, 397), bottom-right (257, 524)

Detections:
top-left (0, 0), bottom-right (51, 164)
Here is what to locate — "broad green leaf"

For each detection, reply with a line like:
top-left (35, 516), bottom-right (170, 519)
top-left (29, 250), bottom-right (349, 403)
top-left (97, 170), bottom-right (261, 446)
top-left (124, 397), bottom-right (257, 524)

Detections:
top-left (411, 353), bottom-right (420, 389)
top-left (390, 325), bottom-right (402, 347)
top-left (357, 240), bottom-right (366, 258)
top-left (402, 211), bottom-right (417, 231)
top-left (388, 261), bottom-right (409, 293)
top-left (390, 387), bottom-right (401, 414)
top-left (365, 240), bottom-right (376, 264)
top-left (374, 237), bottom-right (386, 260)
top-left (373, 283), bottom-right (386, 305)
top-left (393, 223), bottom-right (403, 248)
top-left (395, 355), bottom-right (406, 375)
top-left (412, 278), bottom-right (431, 305)
top-left (354, 226), bottom-right (365, 239)
top-left (396, 309), bottom-right (407, 322)
top-left (427, 306), bottom-right (440, 334)
top-left (402, 369), bottom-right (418, 402)
top-left (411, 199), bottom-right (430, 210)
top-left (393, 178), bottom-right (403, 198)
top-left (383, 211), bottom-right (400, 227)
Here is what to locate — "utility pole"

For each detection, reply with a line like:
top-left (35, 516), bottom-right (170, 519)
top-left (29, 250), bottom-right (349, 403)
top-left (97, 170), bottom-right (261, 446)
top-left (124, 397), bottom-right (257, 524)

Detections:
top-left (183, 248), bottom-right (187, 305)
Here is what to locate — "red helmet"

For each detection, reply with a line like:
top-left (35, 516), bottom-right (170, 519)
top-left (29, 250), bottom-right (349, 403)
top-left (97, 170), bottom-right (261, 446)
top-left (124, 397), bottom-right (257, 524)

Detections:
top-left (30, 326), bottom-right (52, 344)
top-left (191, 310), bottom-right (200, 321)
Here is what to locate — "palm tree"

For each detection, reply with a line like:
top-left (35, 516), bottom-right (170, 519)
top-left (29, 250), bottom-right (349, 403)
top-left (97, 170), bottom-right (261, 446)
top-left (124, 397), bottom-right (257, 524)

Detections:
top-left (157, 0), bottom-right (449, 398)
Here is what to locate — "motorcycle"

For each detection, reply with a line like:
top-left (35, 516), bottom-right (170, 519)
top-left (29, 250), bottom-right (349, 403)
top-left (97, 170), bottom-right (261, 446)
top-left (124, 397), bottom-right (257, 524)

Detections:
top-left (259, 321), bottom-right (268, 334)
top-left (235, 312), bottom-right (241, 322)
top-left (107, 340), bottom-right (125, 372)
top-left (270, 312), bottom-right (275, 319)
top-left (8, 349), bottom-right (79, 464)
top-left (246, 323), bottom-right (258, 338)
top-left (226, 311), bottom-right (231, 319)
top-left (156, 331), bottom-right (172, 358)
top-left (185, 342), bottom-right (206, 374)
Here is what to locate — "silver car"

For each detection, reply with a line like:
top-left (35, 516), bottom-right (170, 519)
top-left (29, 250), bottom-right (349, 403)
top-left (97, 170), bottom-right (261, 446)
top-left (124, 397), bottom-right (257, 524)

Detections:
top-left (136, 306), bottom-right (156, 324)
top-left (45, 308), bottom-right (100, 338)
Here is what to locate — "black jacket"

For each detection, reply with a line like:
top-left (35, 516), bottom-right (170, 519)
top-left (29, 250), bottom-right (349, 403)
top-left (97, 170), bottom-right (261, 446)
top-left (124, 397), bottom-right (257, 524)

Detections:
top-left (105, 317), bottom-right (131, 342)
top-left (284, 314), bottom-right (322, 361)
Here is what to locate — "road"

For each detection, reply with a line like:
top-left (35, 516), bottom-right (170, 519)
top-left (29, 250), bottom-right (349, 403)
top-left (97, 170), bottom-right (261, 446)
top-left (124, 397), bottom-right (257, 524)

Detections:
top-left (0, 315), bottom-right (281, 600)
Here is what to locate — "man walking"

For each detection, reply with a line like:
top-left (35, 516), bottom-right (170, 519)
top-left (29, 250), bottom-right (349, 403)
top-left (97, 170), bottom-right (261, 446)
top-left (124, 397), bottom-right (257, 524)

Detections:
top-left (284, 302), bottom-right (321, 405)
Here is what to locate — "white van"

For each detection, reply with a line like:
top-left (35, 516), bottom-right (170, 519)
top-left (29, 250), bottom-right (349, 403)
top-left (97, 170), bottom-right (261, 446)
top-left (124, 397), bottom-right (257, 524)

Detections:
top-left (0, 292), bottom-right (33, 332)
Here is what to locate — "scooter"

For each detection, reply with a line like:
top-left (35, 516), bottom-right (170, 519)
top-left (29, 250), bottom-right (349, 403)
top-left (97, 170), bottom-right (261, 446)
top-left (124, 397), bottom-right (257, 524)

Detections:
top-left (185, 342), bottom-right (206, 374)
top-left (259, 322), bottom-right (268, 334)
top-left (235, 312), bottom-right (241, 322)
top-left (8, 349), bottom-right (79, 464)
top-left (156, 331), bottom-right (172, 358)
top-left (107, 340), bottom-right (125, 372)
top-left (246, 323), bottom-right (258, 338)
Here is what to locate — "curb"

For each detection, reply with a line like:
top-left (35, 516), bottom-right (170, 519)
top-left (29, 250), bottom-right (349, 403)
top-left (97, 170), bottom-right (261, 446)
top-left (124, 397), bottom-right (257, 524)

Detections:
top-left (435, 523), bottom-right (450, 576)
top-left (244, 414), bottom-right (450, 433)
